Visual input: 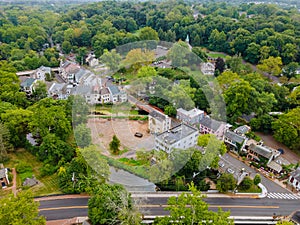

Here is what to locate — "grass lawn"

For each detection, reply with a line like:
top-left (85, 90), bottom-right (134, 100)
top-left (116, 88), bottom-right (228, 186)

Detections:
top-left (6, 149), bottom-right (62, 196)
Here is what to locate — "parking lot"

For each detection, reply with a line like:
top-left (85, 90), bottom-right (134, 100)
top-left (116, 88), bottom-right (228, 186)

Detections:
top-left (87, 118), bottom-right (154, 156)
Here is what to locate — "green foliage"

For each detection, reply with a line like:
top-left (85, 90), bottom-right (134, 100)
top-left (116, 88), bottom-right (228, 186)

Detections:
top-left (257, 56), bottom-right (283, 76)
top-left (154, 183), bottom-right (233, 225)
top-left (109, 135), bottom-right (121, 155)
top-left (74, 123), bottom-right (92, 148)
top-left (216, 173), bottom-right (236, 193)
top-left (0, 191), bottom-right (46, 225)
top-left (88, 184), bottom-right (141, 225)
top-left (0, 122), bottom-right (13, 163)
top-left (272, 107), bottom-right (300, 150)
top-left (254, 174), bottom-right (261, 185)
top-left (100, 49), bottom-right (122, 72)
top-left (239, 176), bottom-right (253, 190)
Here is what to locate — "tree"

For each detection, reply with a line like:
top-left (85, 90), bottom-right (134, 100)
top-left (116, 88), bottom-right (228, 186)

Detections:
top-left (154, 183), bottom-right (233, 225)
top-left (62, 40), bottom-right (72, 54)
top-left (272, 107), bottom-right (300, 150)
top-left (0, 191), bottom-right (46, 225)
top-left (216, 173), bottom-right (236, 193)
top-left (167, 40), bottom-right (190, 67)
top-left (100, 49), bottom-right (122, 72)
top-left (32, 80), bottom-right (47, 101)
top-left (0, 122), bottom-right (13, 162)
top-left (137, 66), bottom-right (157, 78)
top-left (254, 174), bottom-right (261, 185)
top-left (139, 26), bottom-right (159, 41)
top-left (276, 221), bottom-right (294, 225)
top-left (109, 135), bottom-right (120, 155)
top-left (88, 184), bottom-right (141, 225)
top-left (215, 57), bottom-right (225, 75)
top-left (282, 62), bottom-right (299, 79)
top-left (257, 56), bottom-right (283, 76)
top-left (122, 48), bottom-right (155, 71)
top-left (239, 176), bottom-right (253, 190)
top-left (74, 123), bottom-right (92, 148)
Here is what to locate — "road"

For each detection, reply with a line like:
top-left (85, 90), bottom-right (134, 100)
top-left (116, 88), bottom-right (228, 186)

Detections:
top-left (38, 194), bottom-right (300, 221)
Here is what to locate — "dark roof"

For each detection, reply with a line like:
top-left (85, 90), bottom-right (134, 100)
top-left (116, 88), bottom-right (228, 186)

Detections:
top-left (248, 144), bottom-right (273, 159)
top-left (108, 85), bottom-right (120, 95)
top-left (224, 130), bottom-right (246, 144)
top-left (291, 167), bottom-right (300, 182)
top-left (0, 168), bottom-right (6, 178)
top-left (100, 87), bottom-right (110, 95)
top-left (267, 161), bottom-right (282, 173)
top-left (149, 110), bottom-right (167, 122)
top-left (156, 124), bottom-right (198, 145)
top-left (21, 78), bottom-right (36, 88)
top-left (291, 211), bottom-right (300, 224)
top-left (199, 116), bottom-right (223, 131)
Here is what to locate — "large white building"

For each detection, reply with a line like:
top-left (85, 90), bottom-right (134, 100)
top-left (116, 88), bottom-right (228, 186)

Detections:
top-left (176, 108), bottom-right (204, 125)
top-left (155, 124), bottom-right (199, 154)
top-left (288, 167), bottom-right (300, 191)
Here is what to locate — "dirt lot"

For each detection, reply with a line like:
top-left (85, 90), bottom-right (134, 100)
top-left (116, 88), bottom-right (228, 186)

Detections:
top-left (255, 132), bottom-right (300, 164)
top-left (87, 117), bottom-right (154, 157)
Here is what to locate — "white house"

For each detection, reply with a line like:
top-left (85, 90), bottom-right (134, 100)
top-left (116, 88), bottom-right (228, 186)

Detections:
top-left (148, 110), bottom-right (171, 134)
top-left (288, 167), bottom-right (300, 191)
top-left (176, 108), bottom-right (204, 125)
top-left (20, 78), bottom-right (37, 94)
top-left (59, 61), bottom-right (80, 83)
top-left (200, 62), bottom-right (215, 75)
top-left (0, 168), bottom-right (9, 188)
top-left (34, 66), bottom-right (51, 81)
top-left (223, 129), bottom-right (248, 152)
top-left (99, 87), bottom-right (111, 103)
top-left (86, 52), bottom-right (99, 67)
top-left (155, 124), bottom-right (199, 154)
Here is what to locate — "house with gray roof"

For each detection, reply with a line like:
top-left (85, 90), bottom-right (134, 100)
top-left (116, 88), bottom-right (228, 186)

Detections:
top-left (149, 110), bottom-right (171, 134)
top-left (100, 87), bottom-right (111, 103)
top-left (20, 78), bottom-right (37, 94)
top-left (288, 167), bottom-right (300, 191)
top-left (155, 124), bottom-right (199, 154)
top-left (199, 116), bottom-right (227, 139)
top-left (234, 125), bottom-right (251, 136)
top-left (107, 85), bottom-right (127, 103)
top-left (48, 83), bottom-right (72, 100)
top-left (0, 168), bottom-right (9, 188)
top-left (247, 143), bottom-right (280, 164)
top-left (59, 60), bottom-right (80, 83)
top-left (223, 130), bottom-right (248, 152)
top-left (176, 108), bottom-right (204, 125)
top-left (33, 66), bottom-right (51, 81)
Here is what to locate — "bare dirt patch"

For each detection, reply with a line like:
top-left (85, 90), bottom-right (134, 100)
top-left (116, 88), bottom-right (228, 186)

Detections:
top-left (87, 117), bottom-right (154, 157)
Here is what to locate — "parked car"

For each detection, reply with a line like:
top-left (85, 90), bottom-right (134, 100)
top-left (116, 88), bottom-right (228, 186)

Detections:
top-left (278, 148), bottom-right (284, 154)
top-left (134, 132), bottom-right (143, 138)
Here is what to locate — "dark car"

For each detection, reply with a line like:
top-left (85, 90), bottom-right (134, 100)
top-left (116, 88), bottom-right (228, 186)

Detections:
top-left (278, 148), bottom-right (284, 154)
top-left (134, 132), bottom-right (143, 138)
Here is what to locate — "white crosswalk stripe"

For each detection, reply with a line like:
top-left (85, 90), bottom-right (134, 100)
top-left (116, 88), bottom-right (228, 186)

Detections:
top-left (267, 192), bottom-right (300, 200)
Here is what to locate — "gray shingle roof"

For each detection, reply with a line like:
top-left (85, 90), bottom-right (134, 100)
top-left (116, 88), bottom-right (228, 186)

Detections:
top-left (224, 130), bottom-right (246, 144)
top-left (108, 85), bottom-right (120, 95)
top-left (156, 124), bottom-right (198, 145)
top-left (21, 78), bottom-right (35, 88)
top-left (267, 161), bottom-right (282, 173)
top-left (248, 144), bottom-right (273, 159)
top-left (0, 168), bottom-right (6, 178)
top-left (199, 116), bottom-right (223, 131)
top-left (149, 110), bottom-right (167, 122)
top-left (291, 167), bottom-right (300, 182)
top-left (234, 125), bottom-right (250, 135)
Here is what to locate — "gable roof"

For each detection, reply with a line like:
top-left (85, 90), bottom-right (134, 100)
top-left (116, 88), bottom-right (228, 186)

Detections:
top-left (248, 143), bottom-right (276, 159)
top-left (0, 168), bottom-right (7, 178)
top-left (177, 108), bottom-right (204, 118)
top-left (234, 125), bottom-right (251, 135)
top-left (267, 161), bottom-right (282, 173)
top-left (21, 78), bottom-right (36, 88)
top-left (108, 85), bottom-right (120, 95)
top-left (224, 130), bottom-right (246, 144)
top-left (100, 87), bottom-right (110, 95)
top-left (199, 116), bottom-right (223, 131)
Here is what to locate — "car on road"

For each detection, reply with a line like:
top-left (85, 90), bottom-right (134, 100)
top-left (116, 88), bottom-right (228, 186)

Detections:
top-left (134, 132), bottom-right (143, 138)
top-left (227, 168), bottom-right (235, 174)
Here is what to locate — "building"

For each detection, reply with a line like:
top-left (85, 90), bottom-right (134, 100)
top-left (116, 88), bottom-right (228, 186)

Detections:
top-left (223, 129), bottom-right (248, 152)
top-left (20, 78), bottom-right (37, 94)
top-left (155, 124), bottom-right (199, 154)
top-left (149, 110), bottom-right (171, 134)
top-left (247, 143), bottom-right (281, 164)
top-left (59, 61), bottom-right (81, 83)
top-left (199, 116), bottom-right (227, 139)
top-left (99, 87), bottom-right (111, 103)
top-left (176, 108), bottom-right (204, 125)
top-left (33, 66), bottom-right (51, 81)
top-left (200, 62), bottom-right (215, 75)
top-left (0, 168), bottom-right (9, 188)
top-left (234, 125), bottom-right (251, 136)
top-left (107, 85), bottom-right (127, 103)
top-left (288, 167), bottom-right (300, 191)
top-left (86, 52), bottom-right (99, 67)
top-left (48, 83), bottom-right (73, 100)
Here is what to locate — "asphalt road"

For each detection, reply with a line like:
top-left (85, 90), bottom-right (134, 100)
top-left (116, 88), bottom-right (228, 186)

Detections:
top-left (38, 195), bottom-right (300, 221)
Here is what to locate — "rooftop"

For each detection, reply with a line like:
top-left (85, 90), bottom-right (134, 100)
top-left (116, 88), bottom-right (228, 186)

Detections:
top-left (177, 108), bottom-right (204, 117)
top-left (0, 168), bottom-right (7, 178)
top-left (248, 143), bottom-right (279, 159)
top-left (291, 167), bottom-right (300, 182)
top-left (199, 116), bottom-right (224, 131)
top-left (156, 124), bottom-right (198, 145)
top-left (149, 110), bottom-right (168, 122)
top-left (224, 130), bottom-right (246, 144)
top-left (234, 125), bottom-right (251, 135)
top-left (21, 78), bottom-right (36, 88)
top-left (108, 85), bottom-right (120, 95)
top-left (267, 161), bottom-right (282, 173)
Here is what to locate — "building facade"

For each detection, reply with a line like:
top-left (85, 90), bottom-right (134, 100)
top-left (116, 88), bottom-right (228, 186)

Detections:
top-left (176, 108), bottom-right (204, 125)
top-left (148, 110), bottom-right (171, 134)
